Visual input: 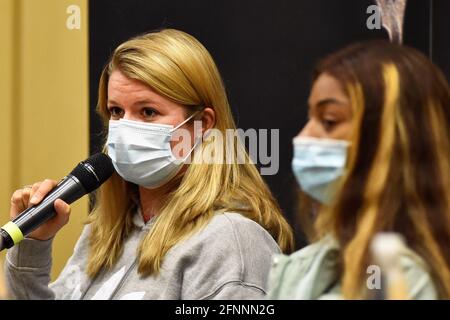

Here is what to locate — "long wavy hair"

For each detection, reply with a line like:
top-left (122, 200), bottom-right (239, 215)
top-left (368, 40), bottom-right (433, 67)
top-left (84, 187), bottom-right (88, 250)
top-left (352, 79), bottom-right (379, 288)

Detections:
top-left (312, 41), bottom-right (450, 299)
top-left (87, 29), bottom-right (294, 277)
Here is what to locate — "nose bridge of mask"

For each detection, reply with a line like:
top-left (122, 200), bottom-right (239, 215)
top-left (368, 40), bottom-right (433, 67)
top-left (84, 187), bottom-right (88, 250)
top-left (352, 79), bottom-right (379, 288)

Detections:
top-left (108, 119), bottom-right (172, 147)
top-left (293, 136), bottom-right (350, 149)
top-left (293, 137), bottom-right (349, 166)
top-left (108, 111), bottom-right (201, 164)
top-left (110, 110), bottom-right (200, 141)
top-left (110, 119), bottom-right (173, 137)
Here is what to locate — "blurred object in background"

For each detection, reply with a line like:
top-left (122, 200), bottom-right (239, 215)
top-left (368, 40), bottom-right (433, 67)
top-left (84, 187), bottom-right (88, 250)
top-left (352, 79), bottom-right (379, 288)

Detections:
top-left (375, 0), bottom-right (408, 43)
top-left (371, 233), bottom-right (409, 300)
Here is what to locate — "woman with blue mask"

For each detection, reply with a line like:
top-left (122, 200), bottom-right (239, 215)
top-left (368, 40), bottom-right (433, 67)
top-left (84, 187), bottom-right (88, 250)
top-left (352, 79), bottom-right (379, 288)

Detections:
top-left (5, 29), bottom-right (294, 300)
top-left (291, 60), bottom-right (354, 239)
top-left (268, 40), bottom-right (450, 299)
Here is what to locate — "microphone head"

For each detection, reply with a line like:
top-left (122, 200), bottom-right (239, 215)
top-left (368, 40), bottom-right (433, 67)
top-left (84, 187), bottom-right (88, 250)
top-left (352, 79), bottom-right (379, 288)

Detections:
top-left (69, 153), bottom-right (115, 193)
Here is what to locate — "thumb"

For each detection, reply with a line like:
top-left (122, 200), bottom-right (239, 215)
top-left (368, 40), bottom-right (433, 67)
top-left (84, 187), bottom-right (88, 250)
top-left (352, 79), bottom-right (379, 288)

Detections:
top-left (51, 199), bottom-right (71, 229)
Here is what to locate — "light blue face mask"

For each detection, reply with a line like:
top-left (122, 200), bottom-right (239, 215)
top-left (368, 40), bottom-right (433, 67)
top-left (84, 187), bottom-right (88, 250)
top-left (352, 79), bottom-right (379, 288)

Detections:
top-left (292, 136), bottom-right (349, 204)
top-left (107, 112), bottom-right (200, 189)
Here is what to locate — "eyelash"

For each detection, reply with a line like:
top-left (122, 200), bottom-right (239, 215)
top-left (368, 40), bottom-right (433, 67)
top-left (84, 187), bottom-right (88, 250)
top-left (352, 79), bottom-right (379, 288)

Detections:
top-left (107, 107), bottom-right (158, 120)
top-left (307, 109), bottom-right (339, 131)
top-left (142, 108), bottom-right (156, 118)
top-left (108, 107), bottom-right (123, 118)
top-left (321, 118), bottom-right (339, 131)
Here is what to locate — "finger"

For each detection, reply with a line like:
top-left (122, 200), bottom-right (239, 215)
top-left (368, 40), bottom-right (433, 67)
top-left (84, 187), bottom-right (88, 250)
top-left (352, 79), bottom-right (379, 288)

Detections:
top-left (10, 190), bottom-right (26, 219)
top-left (29, 179), bottom-right (57, 205)
top-left (22, 187), bottom-right (32, 208)
top-left (28, 182), bottom-right (42, 206)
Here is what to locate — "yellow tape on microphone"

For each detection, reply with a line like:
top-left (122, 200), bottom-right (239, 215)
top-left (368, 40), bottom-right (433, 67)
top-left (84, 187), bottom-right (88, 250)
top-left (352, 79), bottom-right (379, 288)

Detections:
top-left (1, 222), bottom-right (24, 244)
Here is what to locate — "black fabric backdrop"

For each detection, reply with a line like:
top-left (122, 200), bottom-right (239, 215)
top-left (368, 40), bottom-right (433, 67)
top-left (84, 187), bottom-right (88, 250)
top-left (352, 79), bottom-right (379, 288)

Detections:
top-left (89, 0), bottom-right (449, 248)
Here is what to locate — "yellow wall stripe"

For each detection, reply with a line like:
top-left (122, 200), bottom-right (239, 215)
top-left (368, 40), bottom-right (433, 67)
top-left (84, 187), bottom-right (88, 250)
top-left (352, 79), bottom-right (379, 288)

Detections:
top-left (0, 0), bottom-right (89, 280)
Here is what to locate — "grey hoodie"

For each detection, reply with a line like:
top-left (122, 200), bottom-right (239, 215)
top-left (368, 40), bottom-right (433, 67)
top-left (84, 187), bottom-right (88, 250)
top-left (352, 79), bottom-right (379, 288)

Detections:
top-left (5, 211), bottom-right (280, 300)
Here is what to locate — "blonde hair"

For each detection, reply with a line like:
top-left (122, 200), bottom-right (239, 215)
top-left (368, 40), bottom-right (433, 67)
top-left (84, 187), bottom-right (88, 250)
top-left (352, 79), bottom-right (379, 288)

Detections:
top-left (312, 41), bottom-right (450, 299)
top-left (87, 29), bottom-right (294, 277)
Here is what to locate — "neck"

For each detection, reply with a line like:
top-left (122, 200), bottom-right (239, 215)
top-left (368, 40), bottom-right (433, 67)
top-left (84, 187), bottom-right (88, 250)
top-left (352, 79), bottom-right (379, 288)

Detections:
top-left (139, 186), bottom-right (168, 222)
top-left (138, 174), bottom-right (183, 222)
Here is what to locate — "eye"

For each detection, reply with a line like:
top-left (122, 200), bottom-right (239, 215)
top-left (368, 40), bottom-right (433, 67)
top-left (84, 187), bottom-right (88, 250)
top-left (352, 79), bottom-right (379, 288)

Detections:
top-left (321, 118), bottom-right (339, 131)
top-left (142, 107), bottom-right (158, 119)
top-left (108, 106), bottom-right (124, 119)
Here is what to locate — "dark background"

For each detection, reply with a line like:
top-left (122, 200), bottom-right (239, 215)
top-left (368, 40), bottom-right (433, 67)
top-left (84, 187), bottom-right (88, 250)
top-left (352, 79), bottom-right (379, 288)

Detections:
top-left (89, 0), bottom-right (449, 248)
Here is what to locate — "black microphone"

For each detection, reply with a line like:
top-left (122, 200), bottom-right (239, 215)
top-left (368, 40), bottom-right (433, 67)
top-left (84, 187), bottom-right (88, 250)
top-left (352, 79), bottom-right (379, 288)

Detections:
top-left (0, 153), bottom-right (114, 251)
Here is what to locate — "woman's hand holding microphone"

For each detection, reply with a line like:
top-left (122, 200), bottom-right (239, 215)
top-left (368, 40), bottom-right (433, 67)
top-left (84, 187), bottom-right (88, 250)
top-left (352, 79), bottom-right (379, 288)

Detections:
top-left (9, 179), bottom-right (71, 241)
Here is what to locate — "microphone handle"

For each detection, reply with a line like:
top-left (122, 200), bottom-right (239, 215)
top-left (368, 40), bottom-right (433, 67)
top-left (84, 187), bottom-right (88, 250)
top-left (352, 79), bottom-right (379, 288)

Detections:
top-left (0, 175), bottom-right (86, 249)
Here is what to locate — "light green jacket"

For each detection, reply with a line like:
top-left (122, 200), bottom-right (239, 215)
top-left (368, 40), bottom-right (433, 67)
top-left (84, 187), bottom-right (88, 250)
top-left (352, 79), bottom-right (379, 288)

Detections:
top-left (267, 236), bottom-right (438, 300)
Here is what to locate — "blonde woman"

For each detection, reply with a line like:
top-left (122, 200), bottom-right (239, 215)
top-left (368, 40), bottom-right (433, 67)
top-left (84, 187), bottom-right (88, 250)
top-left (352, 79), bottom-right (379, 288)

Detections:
top-left (268, 41), bottom-right (450, 299)
top-left (6, 29), bottom-right (294, 300)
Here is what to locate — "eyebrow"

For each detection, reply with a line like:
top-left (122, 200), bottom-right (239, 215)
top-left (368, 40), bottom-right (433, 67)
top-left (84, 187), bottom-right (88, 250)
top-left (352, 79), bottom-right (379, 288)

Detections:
top-left (310, 98), bottom-right (347, 109)
top-left (107, 99), bottom-right (158, 107)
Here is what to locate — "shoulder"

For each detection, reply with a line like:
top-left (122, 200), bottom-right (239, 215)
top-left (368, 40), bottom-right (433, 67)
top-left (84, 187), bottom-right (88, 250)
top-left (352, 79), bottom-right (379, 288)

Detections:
top-left (268, 237), bottom-right (439, 300)
top-left (270, 236), bottom-right (339, 273)
top-left (267, 236), bottom-right (339, 299)
top-left (168, 212), bottom-right (281, 299)
top-left (184, 212), bottom-right (281, 254)
top-left (399, 249), bottom-right (439, 299)
top-left (205, 212), bottom-right (272, 233)
top-left (74, 224), bottom-right (92, 250)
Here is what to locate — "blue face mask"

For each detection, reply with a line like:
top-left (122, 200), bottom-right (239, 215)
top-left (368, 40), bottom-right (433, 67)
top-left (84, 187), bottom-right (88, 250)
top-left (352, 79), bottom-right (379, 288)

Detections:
top-left (107, 112), bottom-right (200, 189)
top-left (292, 137), bottom-right (349, 204)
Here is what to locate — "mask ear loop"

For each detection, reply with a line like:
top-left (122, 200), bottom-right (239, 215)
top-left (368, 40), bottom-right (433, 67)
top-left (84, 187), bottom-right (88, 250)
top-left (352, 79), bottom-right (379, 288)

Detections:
top-left (170, 109), bottom-right (204, 163)
top-left (170, 110), bottom-right (202, 132)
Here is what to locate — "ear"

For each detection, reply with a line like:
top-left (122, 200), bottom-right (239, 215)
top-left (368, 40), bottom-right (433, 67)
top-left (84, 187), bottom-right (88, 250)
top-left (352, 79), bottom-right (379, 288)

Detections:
top-left (200, 107), bottom-right (216, 133)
